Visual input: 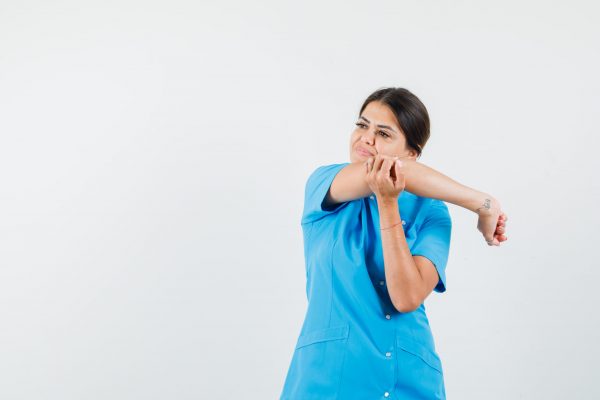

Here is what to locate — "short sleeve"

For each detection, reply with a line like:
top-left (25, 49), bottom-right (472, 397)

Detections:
top-left (301, 163), bottom-right (351, 225)
top-left (411, 200), bottom-right (452, 293)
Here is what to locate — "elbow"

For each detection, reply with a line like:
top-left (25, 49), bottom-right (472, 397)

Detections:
top-left (392, 294), bottom-right (421, 313)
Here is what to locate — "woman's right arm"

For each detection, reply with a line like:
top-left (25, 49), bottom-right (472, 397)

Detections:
top-left (327, 156), bottom-right (498, 213)
top-left (398, 158), bottom-right (499, 214)
top-left (323, 161), bottom-right (373, 207)
top-left (326, 155), bottom-right (508, 245)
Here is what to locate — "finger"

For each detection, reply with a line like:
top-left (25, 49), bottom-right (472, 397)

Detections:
top-left (367, 157), bottom-right (374, 177)
top-left (484, 232), bottom-right (495, 244)
top-left (386, 158), bottom-right (397, 181)
top-left (379, 158), bottom-right (394, 183)
top-left (495, 232), bottom-right (508, 242)
top-left (373, 155), bottom-right (385, 174)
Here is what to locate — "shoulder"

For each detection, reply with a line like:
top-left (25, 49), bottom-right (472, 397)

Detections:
top-left (301, 162), bottom-right (353, 226)
top-left (429, 198), bottom-right (449, 212)
top-left (425, 199), bottom-right (451, 226)
top-left (306, 162), bottom-right (350, 183)
top-left (303, 162), bottom-right (351, 197)
top-left (409, 195), bottom-right (451, 226)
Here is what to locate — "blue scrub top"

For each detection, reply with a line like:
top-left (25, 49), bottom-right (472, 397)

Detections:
top-left (280, 162), bottom-right (452, 400)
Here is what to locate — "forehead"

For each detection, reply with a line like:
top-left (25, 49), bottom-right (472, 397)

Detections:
top-left (361, 101), bottom-right (401, 132)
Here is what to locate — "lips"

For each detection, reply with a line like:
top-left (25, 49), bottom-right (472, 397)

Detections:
top-left (356, 146), bottom-right (374, 156)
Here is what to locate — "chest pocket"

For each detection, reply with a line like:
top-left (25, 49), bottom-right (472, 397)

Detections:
top-left (395, 335), bottom-right (445, 399)
top-left (284, 324), bottom-right (349, 399)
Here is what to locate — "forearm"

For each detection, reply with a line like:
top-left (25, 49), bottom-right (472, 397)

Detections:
top-left (400, 159), bottom-right (496, 213)
top-left (378, 199), bottom-right (422, 312)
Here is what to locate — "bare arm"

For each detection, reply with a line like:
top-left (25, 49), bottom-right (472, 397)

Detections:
top-left (377, 199), bottom-right (424, 312)
top-left (325, 158), bottom-right (498, 213)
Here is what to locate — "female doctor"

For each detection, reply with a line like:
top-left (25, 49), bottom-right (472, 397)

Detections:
top-left (280, 87), bottom-right (508, 400)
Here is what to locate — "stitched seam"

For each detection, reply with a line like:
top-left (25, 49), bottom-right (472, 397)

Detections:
top-left (334, 332), bottom-right (349, 400)
top-left (328, 235), bottom-right (338, 330)
top-left (295, 326), bottom-right (348, 349)
top-left (398, 346), bottom-right (442, 374)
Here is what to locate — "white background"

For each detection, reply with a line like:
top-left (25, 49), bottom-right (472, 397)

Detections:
top-left (1, 0), bottom-right (599, 399)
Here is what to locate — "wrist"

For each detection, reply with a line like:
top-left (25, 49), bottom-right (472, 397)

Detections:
top-left (470, 193), bottom-right (501, 215)
top-left (377, 197), bottom-right (399, 208)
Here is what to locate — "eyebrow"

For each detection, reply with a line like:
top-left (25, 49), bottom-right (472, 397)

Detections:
top-left (358, 116), bottom-right (397, 133)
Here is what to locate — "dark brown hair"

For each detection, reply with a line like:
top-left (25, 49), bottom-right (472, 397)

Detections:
top-left (359, 87), bottom-right (430, 158)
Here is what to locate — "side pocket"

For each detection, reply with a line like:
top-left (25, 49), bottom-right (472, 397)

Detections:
top-left (295, 325), bottom-right (349, 349)
top-left (395, 335), bottom-right (445, 399)
top-left (281, 324), bottom-right (349, 400)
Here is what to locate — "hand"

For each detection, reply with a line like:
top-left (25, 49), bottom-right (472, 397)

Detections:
top-left (365, 155), bottom-right (405, 202)
top-left (476, 198), bottom-right (509, 246)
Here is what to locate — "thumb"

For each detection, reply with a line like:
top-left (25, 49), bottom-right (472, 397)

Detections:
top-left (483, 230), bottom-right (496, 245)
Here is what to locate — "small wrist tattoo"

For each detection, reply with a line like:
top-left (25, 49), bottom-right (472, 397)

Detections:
top-left (476, 198), bottom-right (491, 213)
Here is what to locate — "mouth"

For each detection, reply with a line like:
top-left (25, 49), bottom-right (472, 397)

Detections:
top-left (356, 147), bottom-right (373, 157)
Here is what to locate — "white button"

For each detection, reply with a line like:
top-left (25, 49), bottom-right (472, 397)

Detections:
top-left (385, 314), bottom-right (391, 320)
top-left (384, 392), bottom-right (390, 398)
top-left (379, 280), bottom-right (385, 286)
top-left (385, 352), bottom-right (392, 357)
top-left (402, 220), bottom-right (406, 225)
top-left (369, 195), bottom-right (375, 200)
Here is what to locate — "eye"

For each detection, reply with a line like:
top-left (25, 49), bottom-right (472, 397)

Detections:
top-left (355, 123), bottom-right (390, 138)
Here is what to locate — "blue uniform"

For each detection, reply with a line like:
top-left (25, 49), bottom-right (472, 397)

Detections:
top-left (280, 162), bottom-right (452, 400)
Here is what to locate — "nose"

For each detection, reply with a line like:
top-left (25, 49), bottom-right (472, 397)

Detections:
top-left (361, 130), bottom-right (375, 145)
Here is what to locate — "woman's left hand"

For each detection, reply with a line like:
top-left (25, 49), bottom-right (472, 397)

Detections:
top-left (477, 200), bottom-right (509, 246)
top-left (365, 155), bottom-right (405, 202)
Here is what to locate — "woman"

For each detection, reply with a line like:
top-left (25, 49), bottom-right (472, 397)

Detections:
top-left (280, 87), bottom-right (508, 399)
